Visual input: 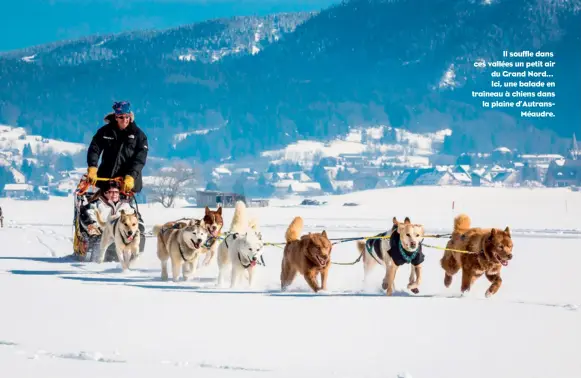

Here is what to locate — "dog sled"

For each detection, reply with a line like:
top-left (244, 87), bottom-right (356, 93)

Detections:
top-left (72, 175), bottom-right (146, 262)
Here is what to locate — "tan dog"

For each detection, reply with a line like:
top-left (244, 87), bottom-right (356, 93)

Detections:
top-left (94, 209), bottom-right (141, 272)
top-left (356, 217), bottom-right (418, 290)
top-left (357, 217), bottom-right (425, 296)
top-left (280, 217), bottom-right (332, 293)
top-left (440, 214), bottom-right (513, 297)
top-left (152, 219), bottom-right (209, 282)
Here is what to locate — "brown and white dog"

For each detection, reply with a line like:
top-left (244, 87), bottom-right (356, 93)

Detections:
top-left (152, 219), bottom-right (210, 282)
top-left (440, 214), bottom-right (513, 297)
top-left (94, 209), bottom-right (141, 272)
top-left (194, 206), bottom-right (224, 267)
top-left (280, 216), bottom-right (332, 293)
top-left (356, 217), bottom-right (425, 296)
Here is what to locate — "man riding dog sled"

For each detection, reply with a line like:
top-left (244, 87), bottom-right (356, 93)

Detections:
top-left (73, 101), bottom-right (149, 262)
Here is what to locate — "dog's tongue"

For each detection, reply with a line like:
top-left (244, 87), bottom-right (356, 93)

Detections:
top-left (127, 235), bottom-right (134, 241)
top-left (250, 260), bottom-right (257, 267)
top-left (501, 260), bottom-right (508, 266)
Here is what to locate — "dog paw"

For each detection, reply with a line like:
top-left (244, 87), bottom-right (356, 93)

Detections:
top-left (411, 288), bottom-right (419, 294)
top-left (485, 289), bottom-right (493, 298)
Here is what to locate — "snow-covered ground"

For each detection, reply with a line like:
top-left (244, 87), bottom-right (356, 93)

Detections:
top-left (0, 186), bottom-right (580, 377)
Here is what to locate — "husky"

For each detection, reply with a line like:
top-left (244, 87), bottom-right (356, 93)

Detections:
top-left (356, 217), bottom-right (425, 295)
top-left (94, 209), bottom-right (141, 272)
top-left (152, 218), bottom-right (210, 282)
top-left (217, 201), bottom-right (265, 288)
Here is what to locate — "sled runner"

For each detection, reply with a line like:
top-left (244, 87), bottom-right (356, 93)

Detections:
top-left (72, 175), bottom-right (146, 262)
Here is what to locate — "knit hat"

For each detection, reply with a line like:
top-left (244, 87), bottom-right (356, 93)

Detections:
top-left (112, 101), bottom-right (131, 115)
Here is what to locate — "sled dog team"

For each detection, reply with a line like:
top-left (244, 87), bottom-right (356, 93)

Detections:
top-left (97, 200), bottom-right (514, 297)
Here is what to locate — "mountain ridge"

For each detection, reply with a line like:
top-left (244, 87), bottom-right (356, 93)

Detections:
top-left (0, 0), bottom-right (579, 162)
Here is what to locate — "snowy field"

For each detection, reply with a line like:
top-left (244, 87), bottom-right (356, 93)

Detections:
top-left (0, 186), bottom-right (580, 378)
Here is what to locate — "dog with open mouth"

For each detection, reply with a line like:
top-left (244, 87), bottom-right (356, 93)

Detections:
top-left (94, 208), bottom-right (141, 272)
top-left (280, 216), bottom-right (332, 293)
top-left (440, 214), bottom-right (514, 298)
top-left (217, 201), bottom-right (264, 288)
top-left (152, 218), bottom-right (209, 282)
top-left (185, 206), bottom-right (223, 270)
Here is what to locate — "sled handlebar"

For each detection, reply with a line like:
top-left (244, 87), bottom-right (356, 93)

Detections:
top-left (95, 176), bottom-right (123, 182)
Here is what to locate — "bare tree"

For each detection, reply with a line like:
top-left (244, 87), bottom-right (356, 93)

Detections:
top-left (150, 161), bottom-right (197, 208)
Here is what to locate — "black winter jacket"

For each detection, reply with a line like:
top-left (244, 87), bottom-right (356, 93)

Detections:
top-left (87, 114), bottom-right (148, 193)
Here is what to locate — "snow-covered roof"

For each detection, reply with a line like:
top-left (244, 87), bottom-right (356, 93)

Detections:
top-left (9, 167), bottom-right (25, 184)
top-left (3, 183), bottom-right (33, 191)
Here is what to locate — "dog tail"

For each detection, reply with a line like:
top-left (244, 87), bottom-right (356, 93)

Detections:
top-left (94, 211), bottom-right (106, 228)
top-left (230, 200), bottom-right (248, 234)
top-left (453, 214), bottom-right (471, 233)
top-left (356, 240), bottom-right (366, 255)
top-left (152, 224), bottom-right (163, 237)
top-left (285, 216), bottom-right (303, 243)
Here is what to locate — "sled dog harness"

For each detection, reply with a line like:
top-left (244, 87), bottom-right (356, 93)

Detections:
top-left (364, 223), bottom-right (398, 264)
top-left (365, 231), bottom-right (389, 264)
top-left (110, 217), bottom-right (139, 246)
top-left (238, 252), bottom-right (266, 269)
top-left (388, 231), bottom-right (425, 267)
top-left (204, 236), bottom-right (216, 249)
top-left (177, 240), bottom-right (195, 262)
top-left (177, 235), bottom-right (204, 262)
top-left (364, 224), bottom-right (424, 266)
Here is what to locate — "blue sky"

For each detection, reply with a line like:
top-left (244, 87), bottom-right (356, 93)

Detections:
top-left (0, 0), bottom-right (339, 51)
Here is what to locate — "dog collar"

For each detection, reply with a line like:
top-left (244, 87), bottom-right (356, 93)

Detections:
top-left (398, 240), bottom-right (420, 263)
top-left (204, 237), bottom-right (216, 249)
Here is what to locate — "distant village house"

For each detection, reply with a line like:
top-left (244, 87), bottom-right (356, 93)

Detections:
top-left (544, 160), bottom-right (581, 187)
top-left (196, 190), bottom-right (269, 208)
top-left (2, 183), bottom-right (34, 198)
